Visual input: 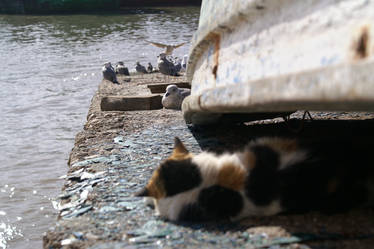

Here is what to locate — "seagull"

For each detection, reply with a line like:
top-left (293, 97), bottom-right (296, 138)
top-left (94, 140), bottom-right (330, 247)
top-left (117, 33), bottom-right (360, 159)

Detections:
top-left (147, 62), bottom-right (153, 73)
top-left (157, 53), bottom-right (180, 76)
top-left (145, 40), bottom-right (186, 55)
top-left (135, 62), bottom-right (148, 74)
top-left (181, 55), bottom-right (188, 71)
top-left (102, 62), bottom-right (119, 84)
top-left (115, 61), bottom-right (130, 76)
top-left (161, 84), bottom-right (191, 110)
top-left (173, 58), bottom-right (182, 73)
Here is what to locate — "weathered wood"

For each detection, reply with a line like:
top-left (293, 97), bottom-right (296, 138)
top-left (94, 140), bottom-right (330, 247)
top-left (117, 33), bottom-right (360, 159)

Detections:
top-left (100, 95), bottom-right (162, 111)
top-left (147, 82), bottom-right (191, 94)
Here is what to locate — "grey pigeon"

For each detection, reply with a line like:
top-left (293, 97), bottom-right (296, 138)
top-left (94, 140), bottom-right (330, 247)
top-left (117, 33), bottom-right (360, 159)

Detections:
top-left (161, 84), bottom-right (191, 110)
top-left (102, 62), bottom-right (118, 84)
top-left (147, 62), bottom-right (153, 73)
top-left (136, 62), bottom-right (148, 74)
top-left (145, 40), bottom-right (186, 55)
top-left (115, 61), bottom-right (130, 76)
top-left (157, 53), bottom-right (180, 76)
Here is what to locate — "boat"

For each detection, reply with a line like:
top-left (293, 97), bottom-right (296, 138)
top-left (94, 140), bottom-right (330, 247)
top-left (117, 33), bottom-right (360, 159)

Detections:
top-left (183, 0), bottom-right (374, 124)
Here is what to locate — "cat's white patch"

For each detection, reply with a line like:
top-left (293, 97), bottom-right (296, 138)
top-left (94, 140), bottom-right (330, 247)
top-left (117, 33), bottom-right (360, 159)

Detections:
top-left (192, 152), bottom-right (246, 185)
top-left (232, 193), bottom-right (283, 221)
top-left (155, 187), bottom-right (201, 221)
top-left (143, 197), bottom-right (155, 208)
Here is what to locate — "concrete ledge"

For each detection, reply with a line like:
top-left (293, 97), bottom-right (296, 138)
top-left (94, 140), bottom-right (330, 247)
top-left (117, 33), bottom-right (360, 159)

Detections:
top-left (100, 95), bottom-right (162, 111)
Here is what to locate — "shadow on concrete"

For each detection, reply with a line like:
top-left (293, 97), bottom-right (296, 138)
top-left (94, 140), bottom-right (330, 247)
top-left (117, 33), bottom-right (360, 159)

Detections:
top-left (188, 118), bottom-right (374, 153)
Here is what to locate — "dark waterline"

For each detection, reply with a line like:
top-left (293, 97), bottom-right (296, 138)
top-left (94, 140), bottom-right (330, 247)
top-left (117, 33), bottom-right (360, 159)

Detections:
top-left (0, 7), bottom-right (200, 248)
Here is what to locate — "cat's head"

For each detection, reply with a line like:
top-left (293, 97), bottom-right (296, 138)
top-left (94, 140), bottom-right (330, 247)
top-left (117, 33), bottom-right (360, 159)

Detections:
top-left (135, 137), bottom-right (204, 221)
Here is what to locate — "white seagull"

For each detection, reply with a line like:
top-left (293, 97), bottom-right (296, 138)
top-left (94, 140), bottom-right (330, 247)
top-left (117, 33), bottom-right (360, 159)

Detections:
top-left (145, 40), bottom-right (186, 55)
top-left (161, 84), bottom-right (191, 110)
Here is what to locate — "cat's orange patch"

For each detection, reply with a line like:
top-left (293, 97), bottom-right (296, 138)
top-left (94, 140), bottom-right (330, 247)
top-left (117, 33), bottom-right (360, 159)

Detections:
top-left (217, 163), bottom-right (246, 191)
top-left (146, 169), bottom-right (166, 199)
top-left (170, 137), bottom-right (192, 160)
top-left (242, 150), bottom-right (257, 170)
top-left (262, 138), bottom-right (298, 153)
top-left (169, 152), bottom-right (192, 161)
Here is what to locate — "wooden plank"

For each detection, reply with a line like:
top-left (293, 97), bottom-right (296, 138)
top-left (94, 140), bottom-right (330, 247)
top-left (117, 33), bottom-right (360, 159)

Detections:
top-left (147, 82), bottom-right (191, 93)
top-left (100, 95), bottom-right (162, 111)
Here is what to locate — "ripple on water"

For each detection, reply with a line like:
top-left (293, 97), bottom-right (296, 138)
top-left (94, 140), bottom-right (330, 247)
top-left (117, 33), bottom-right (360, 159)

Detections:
top-left (0, 7), bottom-right (200, 249)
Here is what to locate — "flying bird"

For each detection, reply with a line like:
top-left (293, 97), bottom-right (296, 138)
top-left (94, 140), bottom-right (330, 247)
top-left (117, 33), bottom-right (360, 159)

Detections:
top-left (102, 62), bottom-right (119, 84)
top-left (161, 84), bottom-right (191, 110)
top-left (115, 61), bottom-right (130, 76)
top-left (145, 40), bottom-right (186, 55)
top-left (135, 62), bottom-right (148, 74)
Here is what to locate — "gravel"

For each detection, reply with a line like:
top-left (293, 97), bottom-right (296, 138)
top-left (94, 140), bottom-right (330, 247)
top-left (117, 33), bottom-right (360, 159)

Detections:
top-left (43, 73), bottom-right (374, 249)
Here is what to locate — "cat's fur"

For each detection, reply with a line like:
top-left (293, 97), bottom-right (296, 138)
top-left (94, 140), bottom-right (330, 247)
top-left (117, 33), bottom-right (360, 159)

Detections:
top-left (136, 137), bottom-right (374, 222)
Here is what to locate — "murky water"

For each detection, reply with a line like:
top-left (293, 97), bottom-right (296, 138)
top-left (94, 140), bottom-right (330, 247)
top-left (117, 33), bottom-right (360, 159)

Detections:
top-left (0, 7), bottom-right (200, 249)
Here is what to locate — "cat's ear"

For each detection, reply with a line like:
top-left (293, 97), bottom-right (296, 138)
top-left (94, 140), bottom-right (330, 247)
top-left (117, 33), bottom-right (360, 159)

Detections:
top-left (171, 137), bottom-right (189, 158)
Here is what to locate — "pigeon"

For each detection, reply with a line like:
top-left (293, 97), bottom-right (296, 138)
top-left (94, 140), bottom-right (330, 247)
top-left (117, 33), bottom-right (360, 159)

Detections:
top-left (102, 62), bottom-right (118, 84)
top-left (147, 62), bottom-right (153, 73)
top-left (145, 40), bottom-right (186, 55)
top-left (115, 61), bottom-right (130, 76)
top-left (157, 53), bottom-right (180, 76)
top-left (135, 62), bottom-right (148, 74)
top-left (161, 84), bottom-right (191, 110)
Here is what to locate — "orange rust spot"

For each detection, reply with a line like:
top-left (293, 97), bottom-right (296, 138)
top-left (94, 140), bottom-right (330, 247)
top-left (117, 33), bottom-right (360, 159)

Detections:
top-left (217, 163), bottom-right (246, 191)
top-left (207, 32), bottom-right (221, 79)
top-left (146, 169), bottom-right (166, 199)
top-left (354, 26), bottom-right (370, 59)
top-left (212, 65), bottom-right (218, 78)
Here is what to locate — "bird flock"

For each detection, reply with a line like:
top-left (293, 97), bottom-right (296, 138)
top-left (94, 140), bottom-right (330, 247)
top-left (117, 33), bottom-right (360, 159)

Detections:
top-left (101, 40), bottom-right (190, 109)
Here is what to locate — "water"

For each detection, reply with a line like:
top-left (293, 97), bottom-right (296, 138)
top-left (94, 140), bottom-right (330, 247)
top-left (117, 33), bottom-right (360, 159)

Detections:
top-left (0, 7), bottom-right (200, 249)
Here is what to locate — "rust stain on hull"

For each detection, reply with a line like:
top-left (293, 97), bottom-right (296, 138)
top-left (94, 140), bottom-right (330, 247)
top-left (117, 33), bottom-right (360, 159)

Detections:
top-left (353, 25), bottom-right (370, 60)
top-left (207, 32), bottom-right (221, 80)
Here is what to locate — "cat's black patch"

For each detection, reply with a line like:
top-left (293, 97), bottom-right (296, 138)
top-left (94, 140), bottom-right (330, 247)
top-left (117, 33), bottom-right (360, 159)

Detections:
top-left (178, 203), bottom-right (207, 221)
top-left (197, 185), bottom-right (243, 219)
top-left (160, 158), bottom-right (202, 197)
top-left (245, 145), bottom-right (280, 206)
top-left (279, 148), bottom-right (370, 213)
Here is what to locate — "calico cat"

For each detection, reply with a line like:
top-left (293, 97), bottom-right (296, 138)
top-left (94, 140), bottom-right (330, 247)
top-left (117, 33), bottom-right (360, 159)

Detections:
top-left (136, 137), bottom-right (374, 222)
